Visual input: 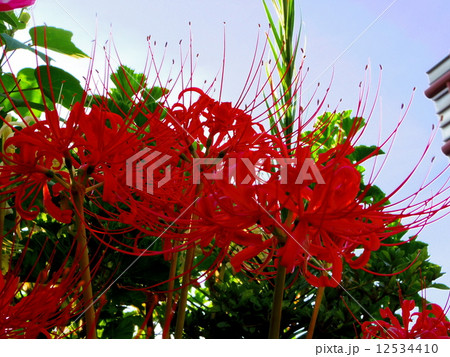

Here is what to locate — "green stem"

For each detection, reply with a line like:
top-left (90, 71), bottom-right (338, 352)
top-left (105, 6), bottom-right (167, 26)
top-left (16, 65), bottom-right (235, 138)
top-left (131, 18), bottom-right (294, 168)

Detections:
top-left (173, 179), bottom-right (202, 339)
top-left (306, 285), bottom-right (325, 339)
top-left (268, 263), bottom-right (287, 338)
top-left (0, 199), bottom-right (5, 274)
top-left (163, 250), bottom-right (178, 339)
top-left (1, 125), bottom-right (7, 275)
top-left (72, 185), bottom-right (97, 339)
top-left (174, 245), bottom-right (196, 339)
top-left (263, 0), bottom-right (300, 152)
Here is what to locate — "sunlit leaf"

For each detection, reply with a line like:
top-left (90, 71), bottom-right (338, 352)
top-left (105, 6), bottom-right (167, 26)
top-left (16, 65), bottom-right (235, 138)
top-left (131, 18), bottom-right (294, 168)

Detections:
top-left (29, 26), bottom-right (88, 58)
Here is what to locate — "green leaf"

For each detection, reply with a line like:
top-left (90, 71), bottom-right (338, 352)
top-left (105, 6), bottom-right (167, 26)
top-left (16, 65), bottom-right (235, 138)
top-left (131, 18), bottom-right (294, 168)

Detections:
top-left (0, 33), bottom-right (49, 62)
top-left (351, 145), bottom-right (384, 163)
top-left (29, 26), bottom-right (88, 58)
top-left (0, 70), bottom-right (47, 115)
top-left (340, 111), bottom-right (356, 135)
top-left (361, 184), bottom-right (386, 204)
top-left (145, 86), bottom-right (166, 102)
top-left (111, 65), bottom-right (146, 99)
top-left (35, 66), bottom-right (84, 109)
top-left (429, 283), bottom-right (450, 290)
top-left (0, 11), bottom-right (19, 29)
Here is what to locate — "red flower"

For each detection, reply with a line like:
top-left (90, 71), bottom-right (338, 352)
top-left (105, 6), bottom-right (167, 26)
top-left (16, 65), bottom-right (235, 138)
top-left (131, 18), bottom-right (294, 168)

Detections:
top-left (276, 149), bottom-right (391, 287)
top-left (0, 142), bottom-right (69, 221)
top-left (362, 298), bottom-right (450, 339)
top-left (0, 263), bottom-right (82, 338)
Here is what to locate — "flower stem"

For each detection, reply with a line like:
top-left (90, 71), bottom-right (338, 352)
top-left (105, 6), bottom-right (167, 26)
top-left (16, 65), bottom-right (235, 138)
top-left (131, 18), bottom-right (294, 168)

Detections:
top-left (268, 263), bottom-right (287, 338)
top-left (306, 285), bottom-right (325, 339)
top-left (1, 126), bottom-right (8, 275)
top-left (0, 199), bottom-right (5, 274)
top-left (174, 245), bottom-right (195, 339)
top-left (72, 184), bottom-right (97, 339)
top-left (163, 250), bottom-right (178, 339)
top-left (174, 180), bottom-right (202, 339)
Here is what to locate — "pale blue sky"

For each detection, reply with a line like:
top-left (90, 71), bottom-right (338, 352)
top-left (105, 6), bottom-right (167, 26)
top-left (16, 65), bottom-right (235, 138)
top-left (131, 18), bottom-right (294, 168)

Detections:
top-left (25, 0), bottom-right (450, 308)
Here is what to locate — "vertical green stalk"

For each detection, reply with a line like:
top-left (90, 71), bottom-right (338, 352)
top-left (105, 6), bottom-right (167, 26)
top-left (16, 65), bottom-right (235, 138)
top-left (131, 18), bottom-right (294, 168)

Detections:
top-left (72, 183), bottom-right (97, 339)
top-left (0, 119), bottom-right (10, 275)
top-left (263, 0), bottom-right (301, 339)
top-left (268, 263), bottom-right (287, 338)
top-left (0, 121), bottom-right (12, 273)
top-left (174, 245), bottom-right (196, 338)
top-left (263, 0), bottom-right (301, 152)
top-left (306, 285), bottom-right (325, 339)
top-left (174, 159), bottom-right (203, 339)
top-left (0, 199), bottom-right (5, 274)
top-left (163, 250), bottom-right (178, 338)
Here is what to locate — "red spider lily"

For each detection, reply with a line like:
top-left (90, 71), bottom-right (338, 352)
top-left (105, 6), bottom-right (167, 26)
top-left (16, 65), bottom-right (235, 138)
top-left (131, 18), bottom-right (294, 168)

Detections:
top-left (0, 71), bottom-right (176, 230)
top-left (0, 19), bottom-right (449, 343)
top-left (0, 149), bottom-right (70, 222)
top-left (170, 88), bottom-right (265, 154)
top-left (121, 52), bottom-right (450, 294)
top-left (0, 235), bottom-right (85, 339)
top-left (0, 108), bottom-right (78, 222)
top-left (89, 85), bottom-right (278, 260)
top-left (274, 145), bottom-right (393, 287)
top-left (0, 0), bottom-right (35, 12)
top-left (362, 298), bottom-right (450, 339)
top-left (0, 268), bottom-right (82, 338)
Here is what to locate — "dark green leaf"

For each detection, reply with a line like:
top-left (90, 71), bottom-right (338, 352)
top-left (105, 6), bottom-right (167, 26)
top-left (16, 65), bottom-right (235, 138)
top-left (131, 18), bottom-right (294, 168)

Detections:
top-left (111, 65), bottom-right (146, 99)
top-left (134, 113), bottom-right (148, 127)
top-left (35, 66), bottom-right (84, 109)
top-left (361, 184), bottom-right (386, 204)
top-left (351, 145), bottom-right (384, 163)
top-left (429, 283), bottom-right (450, 290)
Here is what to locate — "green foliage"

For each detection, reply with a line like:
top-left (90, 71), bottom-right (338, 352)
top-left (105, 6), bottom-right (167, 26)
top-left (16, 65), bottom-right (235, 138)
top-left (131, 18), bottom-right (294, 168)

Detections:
top-left (89, 65), bottom-right (167, 127)
top-left (302, 111), bottom-right (364, 152)
top-left (183, 270), bottom-right (284, 338)
top-left (0, 9), bottom-right (29, 34)
top-left (0, 65), bottom-right (84, 117)
top-left (0, 69), bottom-right (46, 117)
top-left (0, 16), bottom-right (87, 117)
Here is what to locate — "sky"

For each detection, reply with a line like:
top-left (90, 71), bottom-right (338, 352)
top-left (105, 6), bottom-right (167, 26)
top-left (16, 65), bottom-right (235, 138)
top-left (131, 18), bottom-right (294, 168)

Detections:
top-left (23, 0), bottom-right (450, 308)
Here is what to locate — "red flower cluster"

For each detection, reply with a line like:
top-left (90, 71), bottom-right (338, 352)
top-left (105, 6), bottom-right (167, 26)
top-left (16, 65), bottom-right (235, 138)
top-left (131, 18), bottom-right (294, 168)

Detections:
top-left (0, 260), bottom-right (82, 338)
top-left (2, 72), bottom-right (448, 289)
top-left (362, 298), bottom-right (450, 339)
